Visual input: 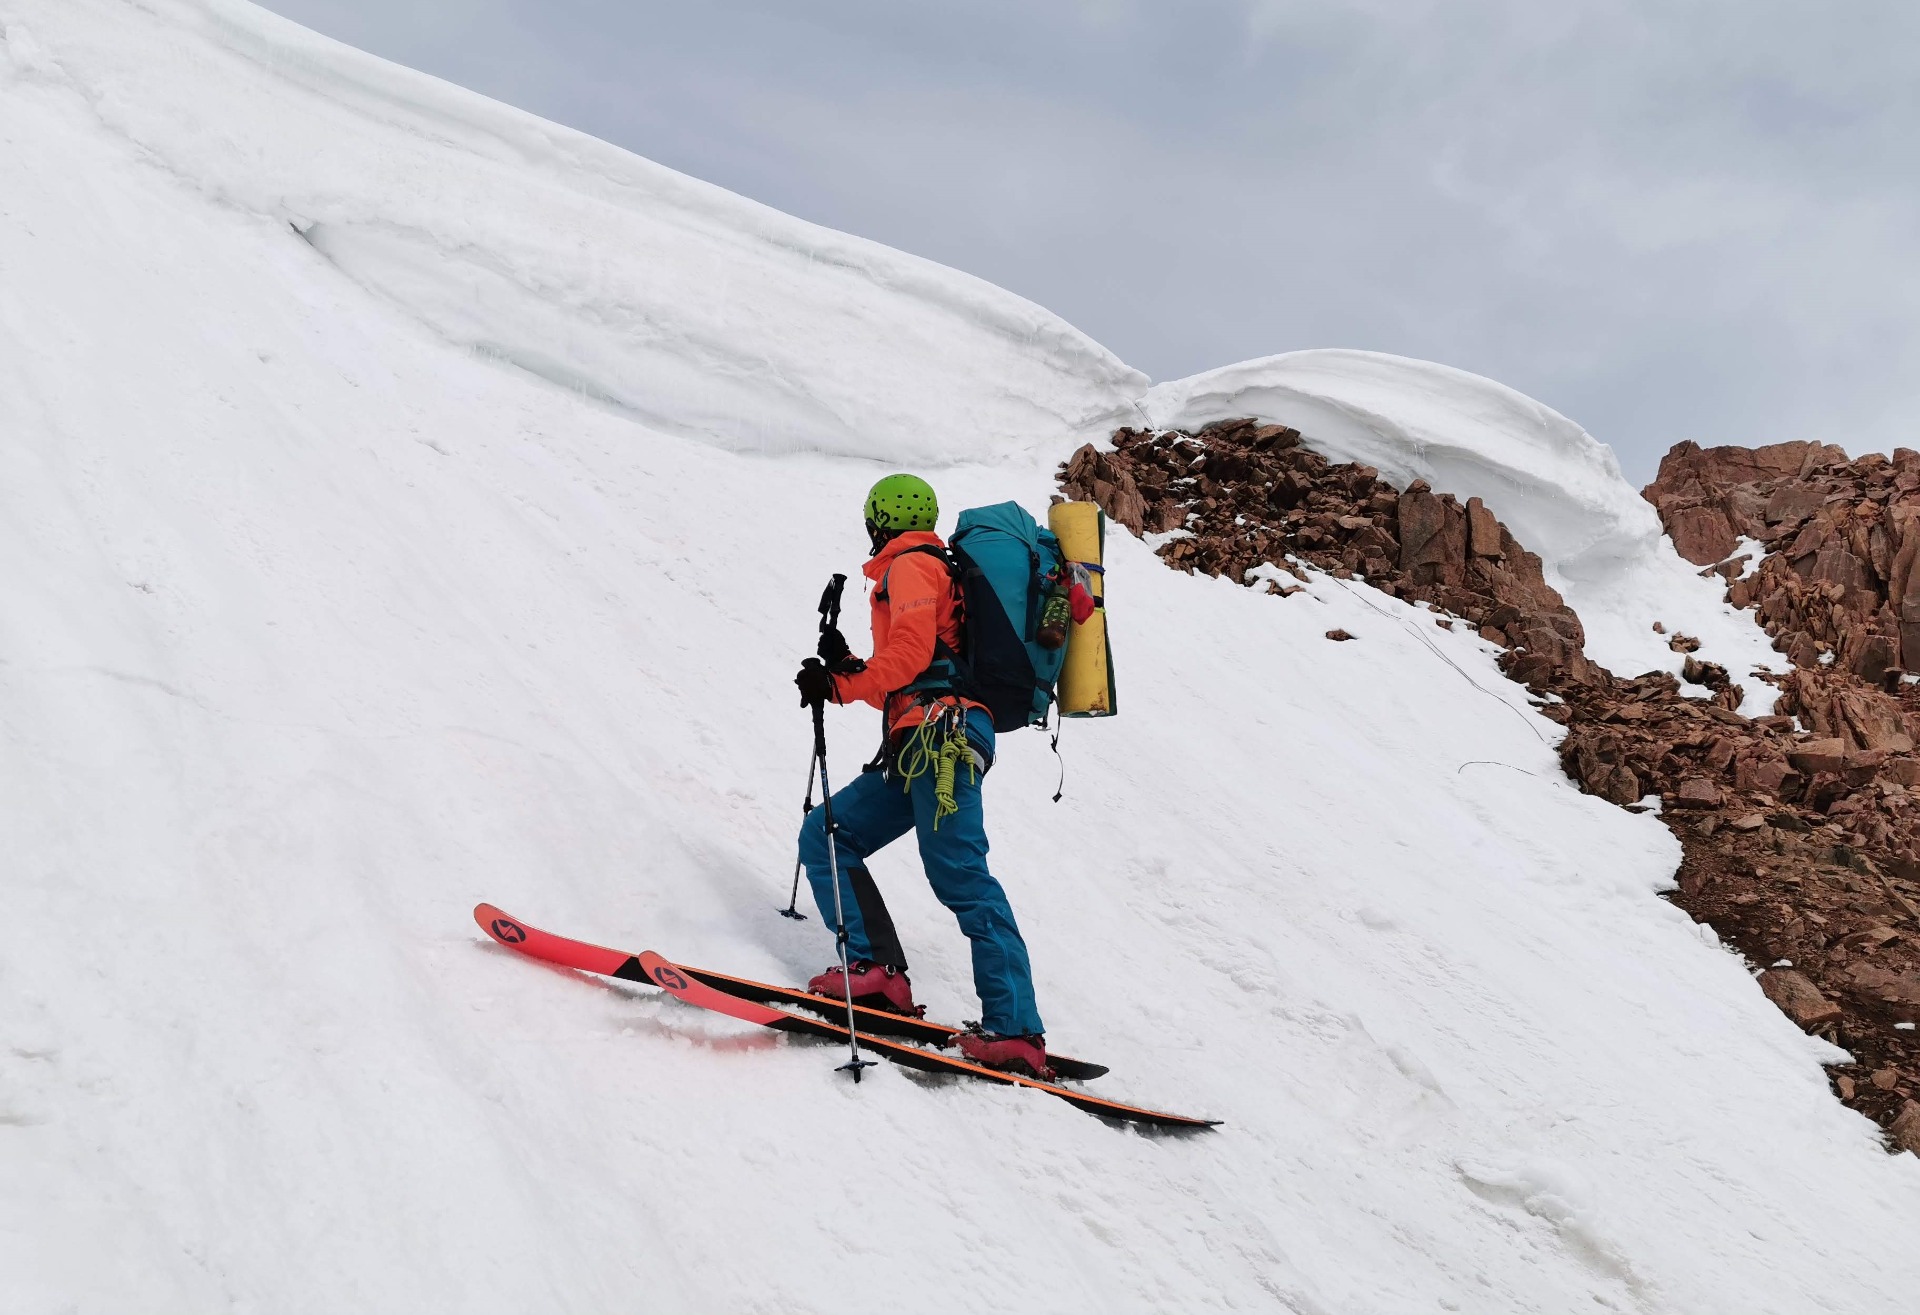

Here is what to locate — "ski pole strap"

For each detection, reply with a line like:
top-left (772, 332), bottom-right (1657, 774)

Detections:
top-left (1050, 713), bottom-right (1066, 803)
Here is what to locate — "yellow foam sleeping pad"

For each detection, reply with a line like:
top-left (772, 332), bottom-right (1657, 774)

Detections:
top-left (1048, 501), bottom-right (1117, 717)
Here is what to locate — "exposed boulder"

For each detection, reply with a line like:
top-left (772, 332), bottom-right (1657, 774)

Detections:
top-left (1757, 969), bottom-right (1843, 1034)
top-left (1891, 1101), bottom-right (1920, 1155)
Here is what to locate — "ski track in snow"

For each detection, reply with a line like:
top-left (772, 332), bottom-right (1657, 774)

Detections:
top-left (4, 3), bottom-right (1920, 1313)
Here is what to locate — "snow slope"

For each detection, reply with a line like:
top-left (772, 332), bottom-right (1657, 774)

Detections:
top-left (5, 4), bottom-right (1920, 1313)
top-left (0, 0), bottom-right (1141, 465)
top-left (1147, 351), bottom-right (1784, 711)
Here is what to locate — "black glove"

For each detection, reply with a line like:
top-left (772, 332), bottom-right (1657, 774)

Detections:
top-left (817, 625), bottom-right (866, 675)
top-left (795, 657), bottom-right (838, 708)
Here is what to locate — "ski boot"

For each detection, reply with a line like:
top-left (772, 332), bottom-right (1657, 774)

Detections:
top-left (807, 960), bottom-right (921, 1016)
top-left (956, 1025), bottom-right (1055, 1080)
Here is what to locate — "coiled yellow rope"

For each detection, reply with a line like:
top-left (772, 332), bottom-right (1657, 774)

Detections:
top-left (893, 707), bottom-right (977, 828)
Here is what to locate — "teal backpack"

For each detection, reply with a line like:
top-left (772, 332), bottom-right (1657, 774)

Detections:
top-left (945, 503), bottom-right (1069, 732)
top-left (883, 503), bottom-right (1069, 733)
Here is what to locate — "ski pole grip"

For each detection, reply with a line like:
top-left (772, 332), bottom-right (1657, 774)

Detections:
top-left (817, 573), bottom-right (848, 633)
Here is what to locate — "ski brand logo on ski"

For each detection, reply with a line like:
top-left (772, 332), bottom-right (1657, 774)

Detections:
top-left (490, 917), bottom-right (527, 944)
top-left (651, 964), bottom-right (689, 991)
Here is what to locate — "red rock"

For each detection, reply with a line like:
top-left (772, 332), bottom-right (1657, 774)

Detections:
top-left (1466, 497), bottom-right (1503, 558)
top-left (1397, 488), bottom-right (1467, 583)
top-left (1788, 739), bottom-right (1848, 774)
top-left (1673, 778), bottom-right (1722, 809)
top-left (1766, 482), bottom-right (1828, 523)
top-left (1758, 969), bottom-right (1842, 1031)
top-left (1060, 446), bottom-right (1148, 535)
top-left (1785, 517), bottom-right (1831, 562)
top-left (1809, 545), bottom-right (1870, 592)
top-left (1703, 737), bottom-right (1737, 772)
top-left (1846, 963), bottom-right (1920, 1008)
top-left (1662, 504), bottom-right (1738, 565)
top-left (1883, 758), bottom-right (1920, 786)
top-left (1734, 757), bottom-right (1796, 795)
top-left (1891, 1101), bottom-right (1920, 1155)
top-left (1325, 629), bottom-right (1354, 642)
top-left (1848, 632), bottom-right (1897, 684)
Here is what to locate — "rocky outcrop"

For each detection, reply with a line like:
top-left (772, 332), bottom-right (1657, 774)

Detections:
top-left (1646, 439), bottom-right (1920, 682)
top-left (1061, 421), bottom-right (1920, 1153)
top-left (1062, 421), bottom-right (1598, 687)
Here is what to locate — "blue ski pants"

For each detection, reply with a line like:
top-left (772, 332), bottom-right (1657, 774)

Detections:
top-left (798, 709), bottom-right (1045, 1037)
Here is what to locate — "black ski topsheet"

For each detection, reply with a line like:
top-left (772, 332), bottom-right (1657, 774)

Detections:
top-left (637, 951), bottom-right (1219, 1131)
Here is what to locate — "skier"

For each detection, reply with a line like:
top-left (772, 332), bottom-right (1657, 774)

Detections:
top-left (793, 474), bottom-right (1050, 1076)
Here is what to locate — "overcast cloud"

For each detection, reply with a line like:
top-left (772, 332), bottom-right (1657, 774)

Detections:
top-left (259, 0), bottom-right (1920, 480)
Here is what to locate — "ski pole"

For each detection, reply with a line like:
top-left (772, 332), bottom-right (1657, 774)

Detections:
top-left (778, 750), bottom-right (817, 920)
top-left (780, 573), bottom-right (843, 920)
top-left (812, 697), bottom-right (875, 1080)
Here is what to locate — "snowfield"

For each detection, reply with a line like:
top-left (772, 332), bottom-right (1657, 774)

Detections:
top-left (4, 3), bottom-right (1919, 1313)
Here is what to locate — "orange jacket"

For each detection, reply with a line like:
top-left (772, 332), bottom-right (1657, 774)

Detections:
top-left (832, 531), bottom-right (969, 732)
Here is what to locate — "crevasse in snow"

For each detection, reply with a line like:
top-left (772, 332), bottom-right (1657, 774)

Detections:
top-left (5, 3), bottom-right (1920, 1313)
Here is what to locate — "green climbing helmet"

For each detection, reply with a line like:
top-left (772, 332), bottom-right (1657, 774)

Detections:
top-left (863, 473), bottom-right (939, 534)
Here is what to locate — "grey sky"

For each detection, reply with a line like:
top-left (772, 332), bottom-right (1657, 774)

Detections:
top-left (259, 0), bottom-right (1920, 481)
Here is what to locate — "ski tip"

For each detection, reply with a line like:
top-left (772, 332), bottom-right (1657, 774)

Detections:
top-left (473, 903), bottom-right (528, 947)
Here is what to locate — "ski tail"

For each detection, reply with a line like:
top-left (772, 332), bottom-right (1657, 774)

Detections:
top-left (681, 966), bottom-right (1111, 1082)
top-left (639, 951), bottom-right (1219, 1130)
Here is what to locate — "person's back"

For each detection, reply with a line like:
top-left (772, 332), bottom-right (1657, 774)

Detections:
top-left (792, 474), bottom-right (1050, 1077)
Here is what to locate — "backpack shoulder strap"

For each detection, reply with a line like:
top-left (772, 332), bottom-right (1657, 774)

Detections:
top-left (876, 544), bottom-right (958, 604)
